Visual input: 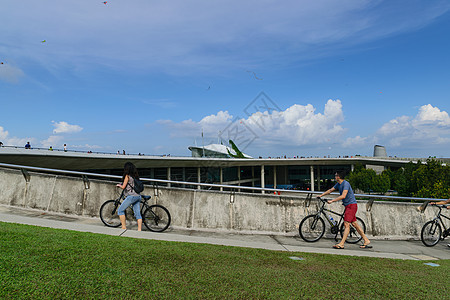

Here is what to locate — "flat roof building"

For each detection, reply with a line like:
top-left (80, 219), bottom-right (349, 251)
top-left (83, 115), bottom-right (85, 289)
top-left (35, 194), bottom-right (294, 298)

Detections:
top-left (0, 145), bottom-right (423, 192)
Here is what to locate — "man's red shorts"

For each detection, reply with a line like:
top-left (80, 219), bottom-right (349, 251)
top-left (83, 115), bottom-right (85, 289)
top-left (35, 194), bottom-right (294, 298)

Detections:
top-left (344, 203), bottom-right (357, 223)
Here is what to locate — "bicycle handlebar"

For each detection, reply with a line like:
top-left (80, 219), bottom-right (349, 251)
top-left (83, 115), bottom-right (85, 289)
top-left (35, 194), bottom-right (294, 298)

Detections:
top-left (430, 203), bottom-right (448, 208)
top-left (316, 196), bottom-right (328, 203)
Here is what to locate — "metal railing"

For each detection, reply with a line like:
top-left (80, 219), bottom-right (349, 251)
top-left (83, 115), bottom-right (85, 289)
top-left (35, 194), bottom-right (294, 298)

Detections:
top-left (0, 162), bottom-right (447, 202)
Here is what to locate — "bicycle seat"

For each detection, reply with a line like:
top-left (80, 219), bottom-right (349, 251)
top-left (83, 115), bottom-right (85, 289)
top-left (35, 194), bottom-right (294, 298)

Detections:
top-left (141, 195), bottom-right (151, 200)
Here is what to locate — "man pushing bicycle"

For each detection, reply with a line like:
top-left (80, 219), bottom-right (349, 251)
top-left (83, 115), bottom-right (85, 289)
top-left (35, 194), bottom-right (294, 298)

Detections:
top-left (318, 170), bottom-right (372, 249)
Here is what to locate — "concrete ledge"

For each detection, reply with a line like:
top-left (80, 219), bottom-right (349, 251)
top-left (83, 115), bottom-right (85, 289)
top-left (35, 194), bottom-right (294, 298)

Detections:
top-left (1, 167), bottom-right (448, 239)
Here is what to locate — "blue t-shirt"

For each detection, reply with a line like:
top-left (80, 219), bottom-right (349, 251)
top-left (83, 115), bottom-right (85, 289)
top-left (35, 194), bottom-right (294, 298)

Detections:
top-left (333, 180), bottom-right (357, 206)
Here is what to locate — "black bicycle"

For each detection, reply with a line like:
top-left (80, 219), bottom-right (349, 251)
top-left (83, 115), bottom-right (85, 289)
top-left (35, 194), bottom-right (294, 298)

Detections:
top-left (299, 197), bottom-right (366, 243)
top-left (421, 203), bottom-right (449, 247)
top-left (99, 190), bottom-right (171, 232)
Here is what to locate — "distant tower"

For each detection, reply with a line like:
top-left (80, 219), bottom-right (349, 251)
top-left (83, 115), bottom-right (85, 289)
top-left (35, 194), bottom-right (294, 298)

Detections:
top-left (373, 145), bottom-right (387, 157)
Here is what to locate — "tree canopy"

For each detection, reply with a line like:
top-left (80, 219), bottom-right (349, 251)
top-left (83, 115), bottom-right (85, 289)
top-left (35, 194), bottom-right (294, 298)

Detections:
top-left (347, 159), bottom-right (450, 199)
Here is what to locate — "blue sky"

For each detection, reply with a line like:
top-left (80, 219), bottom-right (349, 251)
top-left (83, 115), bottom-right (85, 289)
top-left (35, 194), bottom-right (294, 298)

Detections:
top-left (1, 0), bottom-right (450, 158)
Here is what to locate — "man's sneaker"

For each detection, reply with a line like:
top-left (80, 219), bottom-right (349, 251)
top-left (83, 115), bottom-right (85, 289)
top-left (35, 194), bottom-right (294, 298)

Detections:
top-left (447, 244), bottom-right (450, 248)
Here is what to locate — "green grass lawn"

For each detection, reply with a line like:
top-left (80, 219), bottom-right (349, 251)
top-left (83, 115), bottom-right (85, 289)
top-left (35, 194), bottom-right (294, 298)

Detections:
top-left (0, 222), bottom-right (448, 299)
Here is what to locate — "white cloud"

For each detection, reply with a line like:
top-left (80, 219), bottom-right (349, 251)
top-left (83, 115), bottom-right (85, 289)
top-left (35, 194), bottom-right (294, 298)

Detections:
top-left (0, 64), bottom-right (24, 84)
top-left (158, 102), bottom-right (450, 156)
top-left (158, 111), bottom-right (233, 138)
top-left (1, 1), bottom-right (448, 74)
top-left (39, 121), bottom-right (84, 148)
top-left (52, 121), bottom-right (83, 134)
top-left (0, 126), bottom-right (8, 140)
top-left (7, 138), bottom-right (32, 147)
top-left (0, 126), bottom-right (34, 147)
top-left (200, 111), bottom-right (234, 133)
top-left (376, 104), bottom-right (450, 149)
top-left (242, 100), bottom-right (345, 146)
top-left (158, 100), bottom-right (346, 149)
top-left (40, 135), bottom-right (64, 148)
top-left (414, 104), bottom-right (450, 126)
top-left (343, 136), bottom-right (370, 148)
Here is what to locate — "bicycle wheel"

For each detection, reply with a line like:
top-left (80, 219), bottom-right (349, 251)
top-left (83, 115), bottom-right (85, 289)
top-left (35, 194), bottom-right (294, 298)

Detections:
top-left (421, 220), bottom-right (442, 247)
top-left (143, 204), bottom-right (171, 232)
top-left (99, 200), bottom-right (124, 228)
top-left (339, 217), bottom-right (365, 244)
top-left (299, 215), bottom-right (325, 242)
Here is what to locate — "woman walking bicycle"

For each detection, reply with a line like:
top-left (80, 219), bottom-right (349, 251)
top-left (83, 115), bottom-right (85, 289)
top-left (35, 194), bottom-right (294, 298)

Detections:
top-left (116, 162), bottom-right (142, 231)
top-left (318, 170), bottom-right (371, 249)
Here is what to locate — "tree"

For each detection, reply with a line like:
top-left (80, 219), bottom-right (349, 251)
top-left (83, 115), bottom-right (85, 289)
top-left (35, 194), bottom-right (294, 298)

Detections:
top-left (411, 159), bottom-right (450, 199)
top-left (348, 159), bottom-right (449, 199)
top-left (372, 172), bottom-right (390, 194)
top-left (381, 168), bottom-right (396, 190)
top-left (347, 166), bottom-right (376, 193)
top-left (393, 161), bottom-right (420, 197)
top-left (415, 180), bottom-right (450, 199)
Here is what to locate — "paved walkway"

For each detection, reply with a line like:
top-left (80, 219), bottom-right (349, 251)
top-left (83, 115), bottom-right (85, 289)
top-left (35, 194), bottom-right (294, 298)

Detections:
top-left (1, 205), bottom-right (449, 261)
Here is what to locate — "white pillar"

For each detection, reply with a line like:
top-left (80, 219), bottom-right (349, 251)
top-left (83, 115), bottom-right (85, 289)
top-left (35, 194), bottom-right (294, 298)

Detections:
top-left (261, 165), bottom-right (265, 194)
top-left (317, 167), bottom-right (320, 191)
top-left (220, 167), bottom-right (223, 191)
top-left (167, 167), bottom-right (171, 188)
top-left (273, 166), bottom-right (277, 190)
top-left (310, 165), bottom-right (315, 192)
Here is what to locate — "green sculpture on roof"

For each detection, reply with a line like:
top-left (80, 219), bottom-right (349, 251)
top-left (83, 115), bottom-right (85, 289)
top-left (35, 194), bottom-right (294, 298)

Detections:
top-left (227, 140), bottom-right (246, 158)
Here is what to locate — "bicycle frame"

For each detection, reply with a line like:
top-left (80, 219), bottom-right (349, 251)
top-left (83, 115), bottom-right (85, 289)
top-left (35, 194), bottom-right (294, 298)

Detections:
top-left (314, 199), bottom-right (346, 240)
top-left (321, 206), bottom-right (344, 226)
top-left (431, 205), bottom-right (450, 238)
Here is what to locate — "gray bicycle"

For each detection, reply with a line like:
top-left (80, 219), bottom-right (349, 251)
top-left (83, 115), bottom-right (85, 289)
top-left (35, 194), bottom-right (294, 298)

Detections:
top-left (299, 197), bottom-right (366, 243)
top-left (421, 203), bottom-right (449, 247)
top-left (99, 189), bottom-right (171, 232)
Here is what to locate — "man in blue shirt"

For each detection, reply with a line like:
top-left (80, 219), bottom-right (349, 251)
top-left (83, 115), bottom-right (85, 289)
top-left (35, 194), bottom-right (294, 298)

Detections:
top-left (24, 142), bottom-right (31, 149)
top-left (318, 170), bottom-right (371, 249)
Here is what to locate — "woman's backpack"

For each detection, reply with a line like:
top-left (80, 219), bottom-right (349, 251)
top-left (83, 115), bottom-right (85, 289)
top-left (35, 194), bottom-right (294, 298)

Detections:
top-left (129, 177), bottom-right (144, 194)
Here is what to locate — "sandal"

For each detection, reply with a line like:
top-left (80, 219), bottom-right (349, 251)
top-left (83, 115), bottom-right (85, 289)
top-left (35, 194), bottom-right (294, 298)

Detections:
top-left (332, 244), bottom-right (344, 249)
top-left (360, 244), bottom-right (373, 249)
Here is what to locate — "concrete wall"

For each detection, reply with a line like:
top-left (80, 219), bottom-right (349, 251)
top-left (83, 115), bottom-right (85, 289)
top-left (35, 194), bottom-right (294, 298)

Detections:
top-left (1, 167), bottom-right (447, 239)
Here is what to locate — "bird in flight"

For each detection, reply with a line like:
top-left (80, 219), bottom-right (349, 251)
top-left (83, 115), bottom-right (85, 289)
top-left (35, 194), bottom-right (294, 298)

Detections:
top-left (246, 70), bottom-right (262, 80)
